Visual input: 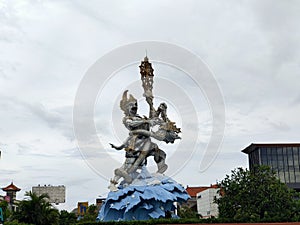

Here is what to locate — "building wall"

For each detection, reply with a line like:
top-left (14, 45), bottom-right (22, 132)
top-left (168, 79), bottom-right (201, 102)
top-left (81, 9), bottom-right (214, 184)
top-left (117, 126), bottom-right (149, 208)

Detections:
top-left (32, 185), bottom-right (65, 204)
top-left (259, 146), bottom-right (300, 184)
top-left (247, 145), bottom-right (300, 191)
top-left (196, 188), bottom-right (220, 218)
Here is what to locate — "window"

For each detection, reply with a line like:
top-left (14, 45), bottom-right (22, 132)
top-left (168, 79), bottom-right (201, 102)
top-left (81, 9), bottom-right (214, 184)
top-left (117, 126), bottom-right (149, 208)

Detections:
top-left (260, 148), bottom-right (267, 165)
top-left (286, 147), bottom-right (295, 183)
top-left (295, 148), bottom-right (300, 182)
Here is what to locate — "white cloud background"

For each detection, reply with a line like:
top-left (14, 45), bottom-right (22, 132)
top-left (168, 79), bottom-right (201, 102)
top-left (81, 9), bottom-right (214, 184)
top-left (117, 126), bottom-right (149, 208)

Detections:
top-left (0, 0), bottom-right (300, 211)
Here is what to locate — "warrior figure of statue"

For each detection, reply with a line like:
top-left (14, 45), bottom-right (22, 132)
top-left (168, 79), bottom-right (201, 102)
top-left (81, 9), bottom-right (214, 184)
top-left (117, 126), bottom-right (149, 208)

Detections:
top-left (108, 91), bottom-right (169, 191)
top-left (108, 57), bottom-right (181, 192)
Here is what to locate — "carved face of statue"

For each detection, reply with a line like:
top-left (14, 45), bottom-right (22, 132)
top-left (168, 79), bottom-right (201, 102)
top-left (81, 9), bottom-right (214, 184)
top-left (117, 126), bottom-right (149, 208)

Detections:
top-left (127, 102), bottom-right (138, 116)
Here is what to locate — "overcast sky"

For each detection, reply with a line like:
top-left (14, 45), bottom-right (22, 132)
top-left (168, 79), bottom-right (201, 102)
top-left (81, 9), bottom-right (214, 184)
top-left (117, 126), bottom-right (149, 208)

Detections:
top-left (1, 0), bottom-right (300, 211)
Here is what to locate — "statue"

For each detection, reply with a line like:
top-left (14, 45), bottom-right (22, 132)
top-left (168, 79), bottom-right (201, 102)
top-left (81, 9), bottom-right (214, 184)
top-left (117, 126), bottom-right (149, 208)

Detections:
top-left (108, 57), bottom-right (181, 191)
top-left (97, 57), bottom-right (189, 221)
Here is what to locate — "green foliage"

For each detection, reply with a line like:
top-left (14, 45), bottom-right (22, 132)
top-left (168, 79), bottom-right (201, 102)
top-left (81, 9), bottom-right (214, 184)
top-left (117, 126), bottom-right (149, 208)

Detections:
top-left (12, 191), bottom-right (59, 225)
top-left (215, 165), bottom-right (299, 221)
top-left (0, 200), bottom-right (11, 221)
top-left (290, 197), bottom-right (300, 221)
top-left (4, 220), bottom-right (34, 225)
top-left (177, 205), bottom-right (200, 219)
top-left (59, 210), bottom-right (77, 225)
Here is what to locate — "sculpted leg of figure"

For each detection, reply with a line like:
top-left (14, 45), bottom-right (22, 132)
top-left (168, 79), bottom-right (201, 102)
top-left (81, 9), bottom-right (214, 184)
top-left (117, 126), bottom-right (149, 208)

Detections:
top-left (108, 158), bottom-right (135, 191)
top-left (148, 143), bottom-right (168, 174)
top-left (108, 167), bottom-right (123, 192)
top-left (155, 149), bottom-right (168, 174)
top-left (129, 130), bottom-right (168, 173)
top-left (114, 168), bottom-right (133, 184)
top-left (127, 140), bottom-right (151, 175)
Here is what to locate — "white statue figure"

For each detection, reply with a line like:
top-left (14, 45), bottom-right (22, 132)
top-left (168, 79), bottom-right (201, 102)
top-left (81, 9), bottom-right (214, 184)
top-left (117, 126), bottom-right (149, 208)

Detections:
top-left (108, 57), bottom-right (181, 192)
top-left (108, 91), bottom-right (169, 191)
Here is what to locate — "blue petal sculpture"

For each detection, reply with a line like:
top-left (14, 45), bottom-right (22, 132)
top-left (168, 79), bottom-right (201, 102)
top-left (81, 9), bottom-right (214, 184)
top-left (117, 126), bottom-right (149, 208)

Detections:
top-left (97, 172), bottom-right (189, 221)
top-left (97, 57), bottom-right (190, 221)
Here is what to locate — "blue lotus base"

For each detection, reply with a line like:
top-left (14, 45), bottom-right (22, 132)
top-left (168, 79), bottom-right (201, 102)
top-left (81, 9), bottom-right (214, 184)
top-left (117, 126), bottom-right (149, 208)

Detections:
top-left (96, 173), bottom-right (190, 221)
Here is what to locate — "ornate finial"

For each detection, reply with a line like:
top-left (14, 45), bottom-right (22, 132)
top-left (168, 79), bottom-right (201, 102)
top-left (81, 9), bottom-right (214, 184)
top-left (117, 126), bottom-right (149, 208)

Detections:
top-left (139, 57), bottom-right (153, 77)
top-left (139, 57), bottom-right (155, 117)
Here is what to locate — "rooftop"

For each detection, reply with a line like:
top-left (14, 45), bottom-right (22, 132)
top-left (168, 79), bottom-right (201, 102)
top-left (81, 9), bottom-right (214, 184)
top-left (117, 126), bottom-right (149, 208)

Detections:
top-left (186, 184), bottom-right (218, 197)
top-left (242, 143), bottom-right (300, 154)
top-left (2, 182), bottom-right (21, 192)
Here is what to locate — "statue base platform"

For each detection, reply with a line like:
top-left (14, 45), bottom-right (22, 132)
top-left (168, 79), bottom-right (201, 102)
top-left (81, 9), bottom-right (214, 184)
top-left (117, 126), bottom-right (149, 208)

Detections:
top-left (97, 172), bottom-right (190, 221)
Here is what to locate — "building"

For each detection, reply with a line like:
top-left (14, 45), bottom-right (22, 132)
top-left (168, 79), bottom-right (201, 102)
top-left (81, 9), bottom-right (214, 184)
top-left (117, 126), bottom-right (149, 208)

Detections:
top-left (242, 143), bottom-right (300, 191)
top-left (185, 184), bottom-right (219, 213)
top-left (96, 197), bottom-right (106, 212)
top-left (185, 186), bottom-right (207, 211)
top-left (32, 184), bottom-right (65, 204)
top-left (196, 187), bottom-right (220, 218)
top-left (1, 182), bottom-right (21, 211)
top-left (77, 202), bottom-right (88, 216)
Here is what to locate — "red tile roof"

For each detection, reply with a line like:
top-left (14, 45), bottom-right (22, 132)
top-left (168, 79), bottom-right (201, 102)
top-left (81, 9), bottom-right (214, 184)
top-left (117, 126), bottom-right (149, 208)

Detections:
top-left (186, 187), bottom-right (207, 197)
top-left (186, 184), bottom-right (219, 197)
top-left (2, 182), bottom-right (21, 192)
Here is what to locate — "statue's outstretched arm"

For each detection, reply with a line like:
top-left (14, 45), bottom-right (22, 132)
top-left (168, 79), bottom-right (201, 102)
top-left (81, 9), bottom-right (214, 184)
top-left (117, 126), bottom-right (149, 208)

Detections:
top-left (109, 143), bottom-right (124, 150)
top-left (109, 135), bottom-right (132, 151)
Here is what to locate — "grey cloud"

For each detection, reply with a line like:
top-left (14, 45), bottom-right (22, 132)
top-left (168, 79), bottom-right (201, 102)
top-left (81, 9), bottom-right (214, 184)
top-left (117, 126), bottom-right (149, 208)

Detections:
top-left (291, 95), bottom-right (300, 105)
top-left (17, 142), bottom-right (57, 158)
top-left (0, 168), bottom-right (19, 175)
top-left (250, 0), bottom-right (300, 65)
top-left (2, 97), bottom-right (75, 140)
top-left (61, 147), bottom-right (109, 160)
top-left (0, 68), bottom-right (8, 79)
top-left (71, 0), bottom-right (118, 30)
top-left (267, 120), bottom-right (290, 132)
top-left (65, 177), bottom-right (95, 187)
top-left (0, 2), bottom-right (26, 44)
top-left (61, 147), bottom-right (82, 159)
top-left (17, 143), bottom-right (32, 155)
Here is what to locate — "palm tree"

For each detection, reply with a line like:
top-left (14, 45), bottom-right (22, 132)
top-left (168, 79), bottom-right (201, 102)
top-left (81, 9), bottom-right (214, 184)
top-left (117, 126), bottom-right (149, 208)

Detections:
top-left (13, 191), bottom-right (59, 225)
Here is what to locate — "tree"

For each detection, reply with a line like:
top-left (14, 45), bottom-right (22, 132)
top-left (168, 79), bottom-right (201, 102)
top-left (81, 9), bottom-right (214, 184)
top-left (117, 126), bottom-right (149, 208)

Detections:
top-left (215, 165), bottom-right (299, 222)
top-left (0, 200), bottom-right (11, 222)
top-left (178, 205), bottom-right (200, 218)
top-left (13, 191), bottom-right (59, 225)
top-left (59, 210), bottom-right (77, 225)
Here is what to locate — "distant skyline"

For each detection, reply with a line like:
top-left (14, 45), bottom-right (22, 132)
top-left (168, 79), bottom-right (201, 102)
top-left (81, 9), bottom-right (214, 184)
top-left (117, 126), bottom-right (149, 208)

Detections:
top-left (1, 0), bottom-right (300, 211)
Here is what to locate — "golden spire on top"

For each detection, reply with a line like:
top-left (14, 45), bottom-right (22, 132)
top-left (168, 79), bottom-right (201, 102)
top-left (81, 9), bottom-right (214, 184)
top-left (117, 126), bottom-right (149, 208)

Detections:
top-left (139, 55), bottom-right (154, 77)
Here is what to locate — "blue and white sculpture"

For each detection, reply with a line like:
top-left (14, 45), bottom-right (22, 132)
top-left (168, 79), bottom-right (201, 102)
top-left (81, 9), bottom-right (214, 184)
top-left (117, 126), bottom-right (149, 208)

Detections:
top-left (97, 57), bottom-right (190, 221)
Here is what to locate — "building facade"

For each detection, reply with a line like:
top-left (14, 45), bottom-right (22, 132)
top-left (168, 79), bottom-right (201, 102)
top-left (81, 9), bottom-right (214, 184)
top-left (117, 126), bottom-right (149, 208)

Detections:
top-left (242, 143), bottom-right (300, 191)
top-left (185, 184), bottom-right (219, 216)
top-left (196, 187), bottom-right (220, 218)
top-left (32, 185), bottom-right (65, 204)
top-left (185, 186), bottom-right (209, 211)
